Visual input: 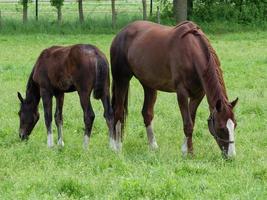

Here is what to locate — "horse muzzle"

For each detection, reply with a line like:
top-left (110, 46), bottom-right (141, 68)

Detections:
top-left (19, 131), bottom-right (29, 141)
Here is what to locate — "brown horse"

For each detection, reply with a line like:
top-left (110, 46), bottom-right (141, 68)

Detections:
top-left (110, 21), bottom-right (238, 157)
top-left (18, 44), bottom-right (113, 148)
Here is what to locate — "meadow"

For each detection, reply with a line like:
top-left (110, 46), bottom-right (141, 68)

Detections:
top-left (0, 26), bottom-right (266, 199)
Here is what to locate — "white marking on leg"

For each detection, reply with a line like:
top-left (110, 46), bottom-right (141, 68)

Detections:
top-left (83, 135), bottom-right (89, 149)
top-left (181, 137), bottom-right (188, 155)
top-left (227, 119), bottom-right (236, 157)
top-left (57, 124), bottom-right (64, 147)
top-left (109, 137), bottom-right (117, 150)
top-left (146, 123), bottom-right (158, 149)
top-left (107, 119), bottom-right (116, 150)
top-left (115, 120), bottom-right (122, 151)
top-left (47, 126), bottom-right (54, 148)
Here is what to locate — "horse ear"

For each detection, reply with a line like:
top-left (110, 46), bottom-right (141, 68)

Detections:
top-left (215, 99), bottom-right (222, 112)
top-left (17, 92), bottom-right (24, 103)
top-left (231, 97), bottom-right (238, 108)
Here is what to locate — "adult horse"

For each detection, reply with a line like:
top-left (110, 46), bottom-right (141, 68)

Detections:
top-left (110, 21), bottom-right (238, 157)
top-left (18, 44), bottom-right (113, 148)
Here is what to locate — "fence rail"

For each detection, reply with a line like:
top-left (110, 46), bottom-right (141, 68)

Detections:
top-left (0, 0), bottom-right (156, 21)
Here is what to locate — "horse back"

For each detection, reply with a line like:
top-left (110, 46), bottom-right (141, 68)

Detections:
top-left (32, 44), bottom-right (98, 92)
top-left (111, 21), bottom-right (206, 94)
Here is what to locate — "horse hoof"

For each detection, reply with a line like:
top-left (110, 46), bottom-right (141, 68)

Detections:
top-left (182, 150), bottom-right (194, 157)
top-left (109, 138), bottom-right (117, 151)
top-left (149, 142), bottom-right (159, 150)
top-left (109, 139), bottom-right (122, 152)
top-left (57, 140), bottom-right (64, 147)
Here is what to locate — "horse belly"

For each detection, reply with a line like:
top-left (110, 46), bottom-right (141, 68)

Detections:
top-left (131, 62), bottom-right (176, 92)
top-left (140, 77), bottom-right (176, 92)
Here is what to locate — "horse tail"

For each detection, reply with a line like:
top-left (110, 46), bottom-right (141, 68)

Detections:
top-left (110, 32), bottom-right (132, 133)
top-left (93, 53), bottom-right (109, 99)
top-left (111, 80), bottom-right (130, 125)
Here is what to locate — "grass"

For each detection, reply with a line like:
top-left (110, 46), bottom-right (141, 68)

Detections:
top-left (0, 1), bottom-right (266, 35)
top-left (0, 29), bottom-right (266, 199)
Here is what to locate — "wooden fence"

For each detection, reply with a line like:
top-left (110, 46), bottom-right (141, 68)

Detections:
top-left (0, 0), bottom-right (155, 21)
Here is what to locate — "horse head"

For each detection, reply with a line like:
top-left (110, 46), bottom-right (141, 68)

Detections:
top-left (208, 98), bottom-right (238, 158)
top-left (17, 92), bottom-right (39, 140)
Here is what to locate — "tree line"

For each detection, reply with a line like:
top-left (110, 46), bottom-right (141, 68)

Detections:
top-left (18, 0), bottom-right (267, 26)
top-left (19, 0), bottom-right (191, 26)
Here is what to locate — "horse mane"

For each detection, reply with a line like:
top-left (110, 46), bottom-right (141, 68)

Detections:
top-left (179, 22), bottom-right (228, 104)
top-left (25, 68), bottom-right (40, 104)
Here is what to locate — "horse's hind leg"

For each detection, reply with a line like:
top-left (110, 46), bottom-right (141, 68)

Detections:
top-left (55, 93), bottom-right (64, 147)
top-left (40, 88), bottom-right (54, 148)
top-left (141, 85), bottom-right (158, 149)
top-left (112, 77), bottom-right (131, 151)
top-left (101, 95), bottom-right (114, 147)
top-left (78, 90), bottom-right (95, 149)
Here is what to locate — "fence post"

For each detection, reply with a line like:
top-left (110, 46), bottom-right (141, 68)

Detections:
top-left (150, 0), bottom-right (153, 16)
top-left (157, 6), bottom-right (160, 24)
top-left (35, 0), bottom-right (38, 21)
top-left (111, 0), bottom-right (116, 28)
top-left (142, 0), bottom-right (147, 20)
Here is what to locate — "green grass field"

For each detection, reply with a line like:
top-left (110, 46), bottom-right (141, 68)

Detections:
top-left (0, 29), bottom-right (266, 199)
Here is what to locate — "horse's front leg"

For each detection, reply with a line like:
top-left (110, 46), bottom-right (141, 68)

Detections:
top-left (189, 93), bottom-right (204, 126)
top-left (177, 87), bottom-right (194, 155)
top-left (78, 90), bottom-right (95, 149)
top-left (55, 93), bottom-right (64, 147)
top-left (40, 88), bottom-right (53, 148)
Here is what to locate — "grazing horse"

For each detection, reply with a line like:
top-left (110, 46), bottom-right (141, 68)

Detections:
top-left (110, 21), bottom-right (238, 157)
top-left (18, 44), bottom-right (113, 148)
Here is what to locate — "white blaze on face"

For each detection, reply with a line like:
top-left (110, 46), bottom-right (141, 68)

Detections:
top-left (226, 119), bottom-right (236, 157)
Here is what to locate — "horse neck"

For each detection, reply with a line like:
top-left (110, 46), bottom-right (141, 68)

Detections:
top-left (180, 23), bottom-right (229, 110)
top-left (201, 60), bottom-right (228, 110)
top-left (25, 70), bottom-right (40, 109)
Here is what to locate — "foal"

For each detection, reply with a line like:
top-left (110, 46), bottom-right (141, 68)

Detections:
top-left (18, 44), bottom-right (113, 148)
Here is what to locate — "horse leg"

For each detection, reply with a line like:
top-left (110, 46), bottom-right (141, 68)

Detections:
top-left (78, 91), bottom-right (95, 149)
top-left (101, 95), bottom-right (114, 148)
top-left (189, 93), bottom-right (205, 126)
top-left (40, 88), bottom-right (53, 148)
top-left (141, 85), bottom-right (158, 149)
top-left (54, 93), bottom-right (64, 147)
top-left (112, 79), bottom-right (131, 151)
top-left (176, 87), bottom-right (194, 155)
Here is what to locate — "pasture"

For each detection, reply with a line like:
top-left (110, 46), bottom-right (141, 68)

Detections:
top-left (0, 30), bottom-right (266, 199)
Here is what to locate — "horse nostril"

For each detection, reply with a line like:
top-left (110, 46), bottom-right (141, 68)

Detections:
top-left (20, 133), bottom-right (28, 141)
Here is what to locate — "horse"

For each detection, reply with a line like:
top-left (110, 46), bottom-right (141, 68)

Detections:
top-left (110, 21), bottom-right (238, 157)
top-left (17, 44), bottom-right (113, 148)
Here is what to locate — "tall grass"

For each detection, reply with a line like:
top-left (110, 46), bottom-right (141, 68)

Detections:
top-left (0, 31), bottom-right (266, 199)
top-left (0, 14), bottom-right (143, 35)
